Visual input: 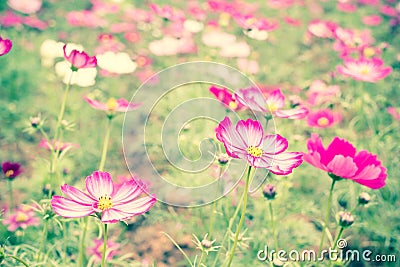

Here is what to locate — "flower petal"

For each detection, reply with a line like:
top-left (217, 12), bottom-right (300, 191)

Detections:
top-left (324, 137), bottom-right (356, 165)
top-left (85, 171), bottom-right (114, 199)
top-left (262, 134), bottom-right (288, 155)
top-left (111, 180), bottom-right (143, 204)
top-left (113, 195), bottom-right (156, 215)
top-left (269, 152), bottom-right (303, 175)
top-left (326, 155), bottom-right (357, 178)
top-left (51, 196), bottom-right (94, 218)
top-left (60, 184), bottom-right (96, 205)
top-left (215, 117), bottom-right (248, 158)
top-left (236, 118), bottom-right (263, 147)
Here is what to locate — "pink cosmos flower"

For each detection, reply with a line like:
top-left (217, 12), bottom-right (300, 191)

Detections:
top-left (63, 45), bottom-right (97, 71)
top-left (237, 58), bottom-right (259, 74)
top-left (87, 238), bottom-right (120, 262)
top-left (51, 171), bottom-right (156, 224)
top-left (0, 36), bottom-right (12, 56)
top-left (333, 27), bottom-right (374, 57)
top-left (307, 109), bottom-right (341, 128)
top-left (209, 85), bottom-right (244, 111)
top-left (236, 87), bottom-right (309, 119)
top-left (337, 58), bottom-right (392, 82)
top-left (7, 0), bottom-right (42, 14)
top-left (22, 16), bottom-right (47, 30)
top-left (387, 107), bottom-right (400, 121)
top-left (84, 97), bottom-right (141, 114)
top-left (362, 15), bottom-right (382, 26)
top-left (66, 10), bottom-right (107, 28)
top-left (283, 16), bottom-right (302, 27)
top-left (380, 5), bottom-right (398, 17)
top-left (307, 20), bottom-right (338, 38)
top-left (3, 206), bottom-right (40, 231)
top-left (303, 134), bottom-right (387, 189)
top-left (337, 2), bottom-right (357, 13)
top-left (2, 161), bottom-right (23, 179)
top-left (149, 3), bottom-right (185, 21)
top-left (306, 80), bottom-right (341, 106)
top-left (0, 11), bottom-right (23, 28)
top-left (39, 139), bottom-right (79, 152)
top-left (233, 14), bottom-right (279, 31)
top-left (215, 117), bottom-right (303, 174)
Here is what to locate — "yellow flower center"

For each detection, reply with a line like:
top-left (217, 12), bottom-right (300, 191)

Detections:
top-left (15, 212), bottom-right (29, 222)
top-left (229, 101), bottom-right (238, 109)
top-left (106, 98), bottom-right (117, 111)
top-left (98, 196), bottom-right (113, 210)
top-left (5, 170), bottom-right (14, 177)
top-left (317, 117), bottom-right (330, 127)
top-left (245, 17), bottom-right (257, 27)
top-left (247, 146), bottom-right (263, 158)
top-left (363, 47), bottom-right (375, 57)
top-left (360, 67), bottom-right (370, 75)
top-left (219, 12), bottom-right (230, 27)
top-left (267, 103), bottom-right (278, 112)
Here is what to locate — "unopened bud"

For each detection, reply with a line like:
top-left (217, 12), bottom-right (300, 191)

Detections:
top-left (263, 184), bottom-right (276, 200)
top-left (358, 192), bottom-right (371, 205)
top-left (201, 238), bottom-right (212, 249)
top-left (30, 117), bottom-right (41, 128)
top-left (217, 153), bottom-right (229, 165)
top-left (338, 211), bottom-right (354, 228)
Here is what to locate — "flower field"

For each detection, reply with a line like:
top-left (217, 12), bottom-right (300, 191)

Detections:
top-left (0, 0), bottom-right (399, 266)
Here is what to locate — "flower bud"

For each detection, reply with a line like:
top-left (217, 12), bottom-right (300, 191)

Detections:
top-left (263, 184), bottom-right (277, 200)
top-left (358, 192), bottom-right (371, 205)
top-left (217, 153), bottom-right (229, 165)
top-left (338, 211), bottom-right (354, 228)
top-left (30, 116), bottom-right (41, 128)
top-left (201, 238), bottom-right (213, 249)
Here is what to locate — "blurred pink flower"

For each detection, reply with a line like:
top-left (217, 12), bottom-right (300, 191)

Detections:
top-left (237, 58), bottom-right (259, 74)
top-left (87, 238), bottom-right (120, 262)
top-left (379, 5), bottom-right (398, 17)
top-left (94, 34), bottom-right (125, 55)
top-left (51, 171), bottom-right (156, 223)
top-left (109, 22), bottom-right (136, 34)
top-left (124, 31), bottom-right (141, 43)
top-left (337, 2), bottom-right (357, 13)
top-left (387, 107), bottom-right (400, 121)
top-left (0, 36), bottom-right (12, 56)
top-left (333, 27), bottom-right (374, 57)
top-left (7, 0), bottom-right (42, 14)
top-left (91, 0), bottom-right (119, 15)
top-left (84, 96), bottom-right (141, 114)
top-left (63, 45), bottom-right (97, 71)
top-left (216, 117), bottom-right (303, 174)
top-left (149, 3), bottom-right (185, 21)
top-left (209, 85), bottom-right (244, 111)
top-left (0, 11), bottom-right (23, 27)
top-left (66, 10), bottom-right (107, 28)
top-left (236, 87), bottom-right (309, 119)
top-left (303, 134), bottom-right (387, 189)
top-left (308, 20), bottom-right (338, 38)
top-left (306, 80), bottom-right (340, 106)
top-left (39, 139), bottom-right (79, 152)
top-left (362, 15), bottom-right (382, 26)
top-left (2, 161), bottom-right (23, 179)
top-left (22, 16), bottom-right (47, 30)
top-left (307, 109), bottom-right (341, 128)
top-left (283, 16), bottom-right (302, 27)
top-left (337, 57), bottom-right (392, 82)
top-left (3, 206), bottom-right (40, 231)
top-left (233, 14), bottom-right (279, 31)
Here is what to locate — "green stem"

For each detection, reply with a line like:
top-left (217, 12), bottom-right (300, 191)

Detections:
top-left (209, 166), bottom-right (223, 238)
top-left (102, 224), bottom-right (108, 267)
top-left (319, 179), bottom-right (336, 254)
top-left (54, 71), bottom-right (73, 141)
top-left (329, 227), bottom-right (345, 267)
top-left (63, 221), bottom-right (68, 265)
top-left (99, 118), bottom-right (112, 172)
top-left (225, 166), bottom-right (252, 267)
top-left (268, 201), bottom-right (278, 251)
top-left (8, 180), bottom-right (14, 211)
top-left (198, 250), bottom-right (205, 267)
top-left (78, 217), bottom-right (89, 267)
top-left (6, 255), bottom-right (29, 267)
top-left (37, 221), bottom-right (48, 261)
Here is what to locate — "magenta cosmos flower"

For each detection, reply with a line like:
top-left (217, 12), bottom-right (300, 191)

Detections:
top-left (51, 171), bottom-right (156, 223)
top-left (215, 117), bottom-right (303, 174)
top-left (307, 109), bottom-right (341, 128)
top-left (209, 85), bottom-right (244, 111)
top-left (3, 206), bottom-right (40, 231)
top-left (236, 87), bottom-right (309, 119)
top-left (39, 139), bottom-right (78, 152)
top-left (84, 96), bottom-right (141, 114)
top-left (2, 161), bottom-right (23, 179)
top-left (63, 44), bottom-right (97, 71)
top-left (303, 134), bottom-right (387, 189)
top-left (337, 57), bottom-right (392, 82)
top-left (0, 36), bottom-right (12, 56)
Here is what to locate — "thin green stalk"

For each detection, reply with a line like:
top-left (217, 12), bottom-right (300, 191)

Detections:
top-left (101, 224), bottom-right (108, 267)
top-left (318, 179), bottom-right (336, 254)
top-left (209, 166), bottom-right (223, 238)
top-left (63, 221), bottom-right (68, 265)
top-left (78, 217), bottom-right (88, 267)
top-left (268, 201), bottom-right (278, 251)
top-left (54, 71), bottom-right (74, 141)
top-left (37, 221), bottom-right (48, 261)
top-left (162, 232), bottom-right (194, 267)
top-left (198, 250), bottom-right (205, 267)
top-left (8, 180), bottom-right (14, 211)
top-left (6, 255), bottom-right (29, 267)
top-left (99, 118), bottom-right (112, 172)
top-left (225, 166), bottom-right (252, 267)
top-left (329, 227), bottom-right (345, 267)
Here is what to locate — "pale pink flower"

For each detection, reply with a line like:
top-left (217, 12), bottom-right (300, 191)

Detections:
top-left (39, 139), bottom-right (79, 152)
top-left (216, 117), bottom-right (303, 174)
top-left (337, 2), bottom-right (357, 13)
top-left (307, 109), bottom-right (341, 128)
top-left (303, 134), bottom-right (387, 189)
top-left (87, 238), bottom-right (120, 262)
top-left (306, 80), bottom-right (341, 106)
top-left (237, 58), bottom-right (259, 74)
top-left (3, 206), bottom-right (40, 231)
top-left (84, 96), bottom-right (141, 113)
top-left (362, 15), bottom-right (382, 26)
top-left (308, 20), bottom-right (338, 38)
top-left (51, 171), bottom-right (156, 223)
top-left (149, 3), bottom-right (185, 21)
top-left (337, 57), bottom-right (392, 82)
top-left (387, 107), bottom-right (400, 121)
top-left (7, 0), bottom-right (42, 14)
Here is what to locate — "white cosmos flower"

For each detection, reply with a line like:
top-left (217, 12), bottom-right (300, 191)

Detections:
top-left (184, 19), bottom-right (204, 33)
top-left (220, 41), bottom-right (251, 58)
top-left (96, 51), bottom-right (137, 74)
top-left (202, 30), bottom-right (236, 48)
top-left (55, 61), bottom-right (97, 87)
top-left (40, 40), bottom-right (84, 67)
